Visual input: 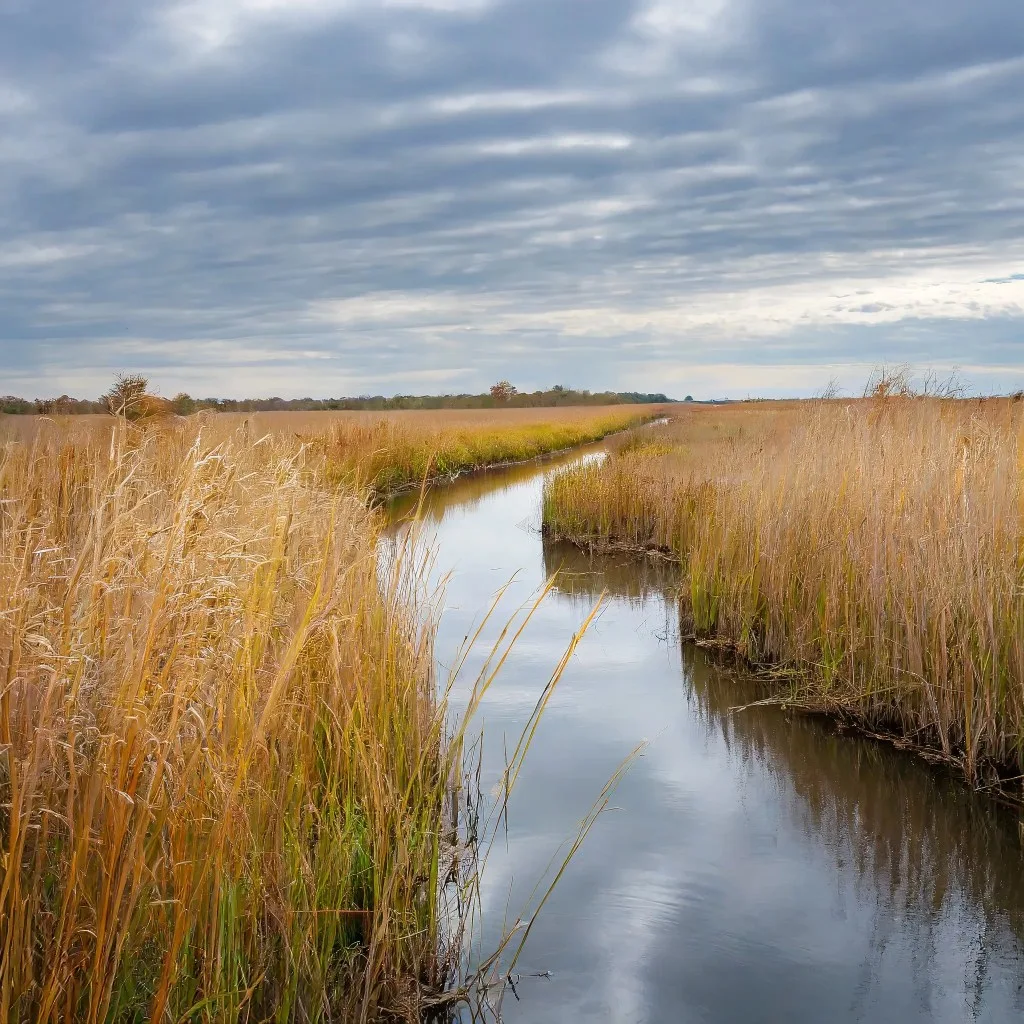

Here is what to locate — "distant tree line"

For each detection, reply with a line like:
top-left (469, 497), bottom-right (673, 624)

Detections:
top-left (1, 383), bottom-right (674, 415)
top-left (1, 395), bottom-right (109, 415)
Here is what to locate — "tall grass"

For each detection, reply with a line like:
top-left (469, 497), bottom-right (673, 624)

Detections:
top-left (0, 422), bottom-right (455, 1021)
top-left (0, 403), bottom-right (628, 1021)
top-left (4, 407), bottom-right (660, 502)
top-left (544, 397), bottom-right (1024, 787)
top-left (296, 409), bottom-right (659, 497)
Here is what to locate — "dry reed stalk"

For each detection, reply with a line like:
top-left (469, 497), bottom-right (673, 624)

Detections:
top-left (0, 404), bottom-right (624, 1021)
top-left (0, 421), bottom-right (447, 1021)
top-left (544, 398), bottom-right (1024, 787)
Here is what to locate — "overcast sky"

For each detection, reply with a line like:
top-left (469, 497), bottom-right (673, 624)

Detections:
top-left (2, 0), bottom-right (1023, 399)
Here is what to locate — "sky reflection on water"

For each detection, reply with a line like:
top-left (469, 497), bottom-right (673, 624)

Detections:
top-left (388, 449), bottom-right (1024, 1023)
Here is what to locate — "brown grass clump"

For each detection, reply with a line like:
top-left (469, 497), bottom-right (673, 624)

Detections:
top-left (0, 422), bottom-right (450, 1021)
top-left (101, 374), bottom-right (178, 423)
top-left (125, 394), bottom-right (177, 421)
top-left (544, 397), bottom-right (1024, 789)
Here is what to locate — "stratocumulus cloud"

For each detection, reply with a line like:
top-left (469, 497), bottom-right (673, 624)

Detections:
top-left (1, 0), bottom-right (1023, 398)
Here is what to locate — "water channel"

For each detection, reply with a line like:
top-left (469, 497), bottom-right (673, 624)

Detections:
top-left (387, 440), bottom-right (1024, 1023)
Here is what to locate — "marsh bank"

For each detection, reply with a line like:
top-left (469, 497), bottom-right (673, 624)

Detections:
top-left (387, 441), bottom-right (1024, 1024)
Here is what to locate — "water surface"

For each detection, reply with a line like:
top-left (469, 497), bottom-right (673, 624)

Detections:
top-left (388, 446), bottom-right (1024, 1023)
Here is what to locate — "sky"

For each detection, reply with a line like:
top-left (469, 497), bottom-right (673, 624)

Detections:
top-left (2, 0), bottom-right (1024, 400)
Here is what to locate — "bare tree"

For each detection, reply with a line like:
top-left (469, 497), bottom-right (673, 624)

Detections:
top-left (817, 378), bottom-right (842, 401)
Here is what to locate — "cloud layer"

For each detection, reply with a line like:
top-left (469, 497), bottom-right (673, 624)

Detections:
top-left (3, 0), bottom-right (1024, 397)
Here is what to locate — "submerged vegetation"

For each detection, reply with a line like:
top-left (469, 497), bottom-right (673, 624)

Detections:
top-left (544, 391), bottom-right (1024, 792)
top-left (0, 402), bottom-right (642, 1021)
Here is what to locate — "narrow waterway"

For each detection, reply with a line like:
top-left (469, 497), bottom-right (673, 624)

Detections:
top-left (388, 443), bottom-right (1024, 1024)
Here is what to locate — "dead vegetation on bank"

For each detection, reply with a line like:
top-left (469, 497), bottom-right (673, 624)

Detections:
top-left (301, 408), bottom-right (657, 497)
top-left (544, 390), bottom-right (1024, 794)
top-left (0, 423), bottom-right (454, 1021)
top-left (0, 404), bottom-right (638, 1021)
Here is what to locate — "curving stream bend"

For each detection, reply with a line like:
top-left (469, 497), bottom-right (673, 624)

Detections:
top-left (387, 441), bottom-right (1024, 1024)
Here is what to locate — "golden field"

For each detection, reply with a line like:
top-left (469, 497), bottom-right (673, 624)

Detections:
top-left (239, 405), bottom-right (654, 430)
top-left (3, 406), bottom-right (660, 499)
top-left (0, 405), bottom-right (646, 1021)
top-left (544, 396), bottom-right (1024, 790)
top-left (294, 406), bottom-right (657, 497)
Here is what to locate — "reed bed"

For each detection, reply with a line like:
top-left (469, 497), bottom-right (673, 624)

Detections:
top-left (5, 407), bottom-right (660, 501)
top-left (298, 408), bottom-right (657, 498)
top-left (241, 406), bottom-right (652, 433)
top-left (544, 397), bottom-right (1024, 788)
top-left (0, 420), bottom-right (456, 1022)
top-left (0, 401), bottom-right (631, 1021)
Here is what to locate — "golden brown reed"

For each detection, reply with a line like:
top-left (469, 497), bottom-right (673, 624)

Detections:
top-left (0, 420), bottom-right (448, 1021)
top-left (544, 397), bottom-right (1024, 788)
top-left (288, 406), bottom-right (659, 497)
top-left (0, 403), bottom-right (643, 1021)
top-left (240, 405), bottom-right (649, 432)
top-left (3, 407), bottom-right (659, 499)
